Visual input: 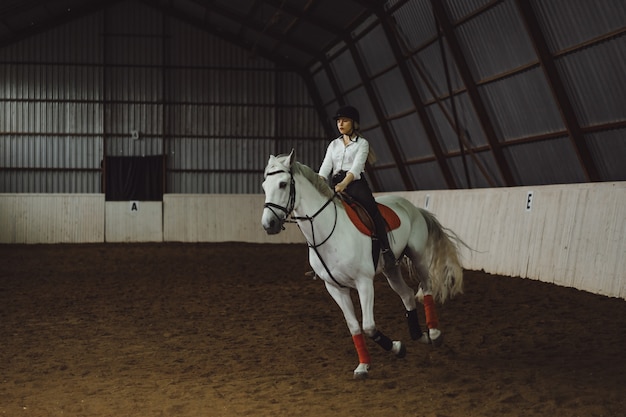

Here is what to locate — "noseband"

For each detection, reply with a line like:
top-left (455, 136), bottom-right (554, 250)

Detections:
top-left (263, 169), bottom-right (296, 230)
top-left (263, 168), bottom-right (336, 239)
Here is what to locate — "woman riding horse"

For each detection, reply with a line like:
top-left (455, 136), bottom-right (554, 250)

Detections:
top-left (318, 105), bottom-right (397, 269)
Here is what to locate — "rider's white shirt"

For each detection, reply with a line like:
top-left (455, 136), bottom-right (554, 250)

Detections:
top-left (318, 135), bottom-right (369, 181)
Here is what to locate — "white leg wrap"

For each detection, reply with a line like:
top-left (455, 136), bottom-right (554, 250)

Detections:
top-left (353, 363), bottom-right (370, 379)
top-left (418, 328), bottom-right (443, 346)
top-left (429, 328), bottom-right (441, 340)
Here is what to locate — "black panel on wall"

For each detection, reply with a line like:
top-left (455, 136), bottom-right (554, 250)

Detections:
top-left (104, 156), bottom-right (164, 201)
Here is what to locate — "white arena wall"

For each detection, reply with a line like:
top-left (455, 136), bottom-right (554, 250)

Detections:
top-left (1, 182), bottom-right (624, 299)
top-left (391, 182), bottom-right (625, 300)
top-left (0, 194), bottom-right (105, 243)
top-left (162, 195), bottom-right (304, 244)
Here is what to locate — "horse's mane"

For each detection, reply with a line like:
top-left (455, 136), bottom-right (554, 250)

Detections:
top-left (291, 161), bottom-right (335, 200)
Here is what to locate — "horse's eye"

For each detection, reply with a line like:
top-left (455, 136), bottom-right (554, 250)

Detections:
top-left (279, 182), bottom-right (287, 189)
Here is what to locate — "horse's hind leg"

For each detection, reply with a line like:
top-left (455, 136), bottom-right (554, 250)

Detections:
top-left (383, 268), bottom-right (423, 341)
top-left (413, 261), bottom-right (443, 347)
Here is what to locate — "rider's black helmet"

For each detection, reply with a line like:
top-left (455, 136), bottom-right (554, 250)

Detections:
top-left (333, 106), bottom-right (360, 124)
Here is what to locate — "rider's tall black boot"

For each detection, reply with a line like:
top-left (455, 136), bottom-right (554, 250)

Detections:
top-left (374, 211), bottom-right (397, 269)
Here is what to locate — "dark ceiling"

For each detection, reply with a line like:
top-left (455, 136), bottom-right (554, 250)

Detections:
top-left (0, 0), bottom-right (381, 71)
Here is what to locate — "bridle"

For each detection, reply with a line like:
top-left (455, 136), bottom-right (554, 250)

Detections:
top-left (263, 167), bottom-right (344, 287)
top-left (263, 168), bottom-right (296, 230)
top-left (263, 168), bottom-right (337, 244)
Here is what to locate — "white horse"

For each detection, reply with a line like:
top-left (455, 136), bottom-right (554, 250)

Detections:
top-left (261, 150), bottom-right (464, 378)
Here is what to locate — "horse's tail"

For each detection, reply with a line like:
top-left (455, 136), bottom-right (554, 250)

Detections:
top-left (417, 208), bottom-right (465, 304)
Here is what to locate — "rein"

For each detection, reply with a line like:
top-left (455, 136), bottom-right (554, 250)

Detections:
top-left (294, 196), bottom-right (345, 288)
top-left (291, 195), bottom-right (337, 248)
top-left (263, 167), bottom-right (345, 288)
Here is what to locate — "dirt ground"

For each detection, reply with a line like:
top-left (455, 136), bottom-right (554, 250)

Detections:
top-left (1, 243), bottom-right (625, 417)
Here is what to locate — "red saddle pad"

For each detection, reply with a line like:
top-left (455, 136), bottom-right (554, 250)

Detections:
top-left (342, 201), bottom-right (401, 236)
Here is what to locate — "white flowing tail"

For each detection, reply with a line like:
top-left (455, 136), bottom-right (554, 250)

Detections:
top-left (416, 208), bottom-right (464, 304)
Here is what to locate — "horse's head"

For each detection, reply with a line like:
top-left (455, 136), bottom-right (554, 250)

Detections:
top-left (261, 149), bottom-right (296, 234)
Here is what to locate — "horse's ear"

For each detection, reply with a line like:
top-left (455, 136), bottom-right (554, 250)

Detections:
top-left (288, 148), bottom-right (296, 166)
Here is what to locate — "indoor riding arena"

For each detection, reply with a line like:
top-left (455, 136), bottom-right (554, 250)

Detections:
top-left (1, 1), bottom-right (625, 417)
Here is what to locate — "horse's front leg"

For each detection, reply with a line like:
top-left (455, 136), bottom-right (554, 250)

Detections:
top-left (355, 278), bottom-right (407, 359)
top-left (383, 267), bottom-right (424, 341)
top-left (324, 282), bottom-right (371, 379)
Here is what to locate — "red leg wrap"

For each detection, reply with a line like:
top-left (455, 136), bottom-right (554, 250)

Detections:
top-left (423, 294), bottom-right (439, 329)
top-left (352, 334), bottom-right (371, 364)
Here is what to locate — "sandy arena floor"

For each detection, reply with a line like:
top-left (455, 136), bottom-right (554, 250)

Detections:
top-left (1, 243), bottom-right (625, 417)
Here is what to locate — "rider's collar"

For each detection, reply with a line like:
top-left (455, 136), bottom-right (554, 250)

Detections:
top-left (341, 134), bottom-right (359, 144)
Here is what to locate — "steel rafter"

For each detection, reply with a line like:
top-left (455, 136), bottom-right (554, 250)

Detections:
top-left (144, 2), bottom-right (298, 71)
top-left (515, 0), bottom-right (600, 182)
top-left (182, 0), bottom-right (325, 67)
top-left (430, 0), bottom-right (516, 186)
top-left (378, 8), bottom-right (458, 189)
top-left (346, 41), bottom-right (413, 191)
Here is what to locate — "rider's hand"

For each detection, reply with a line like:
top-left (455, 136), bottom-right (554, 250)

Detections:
top-left (335, 182), bottom-right (347, 193)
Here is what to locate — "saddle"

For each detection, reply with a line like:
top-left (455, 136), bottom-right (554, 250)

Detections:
top-left (339, 196), bottom-right (401, 269)
top-left (340, 196), bottom-right (401, 237)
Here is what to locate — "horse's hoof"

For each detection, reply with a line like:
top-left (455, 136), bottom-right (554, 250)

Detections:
top-left (392, 340), bottom-right (406, 358)
top-left (418, 329), bottom-right (444, 347)
top-left (430, 330), bottom-right (444, 347)
top-left (353, 363), bottom-right (370, 379)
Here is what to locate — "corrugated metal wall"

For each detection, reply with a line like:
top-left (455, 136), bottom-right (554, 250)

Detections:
top-left (0, 2), bottom-right (327, 194)
top-left (310, 0), bottom-right (626, 190)
top-left (0, 13), bottom-right (103, 193)
top-left (3, 0), bottom-right (623, 194)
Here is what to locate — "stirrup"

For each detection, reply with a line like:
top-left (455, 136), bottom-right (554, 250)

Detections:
top-left (382, 249), bottom-right (398, 268)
